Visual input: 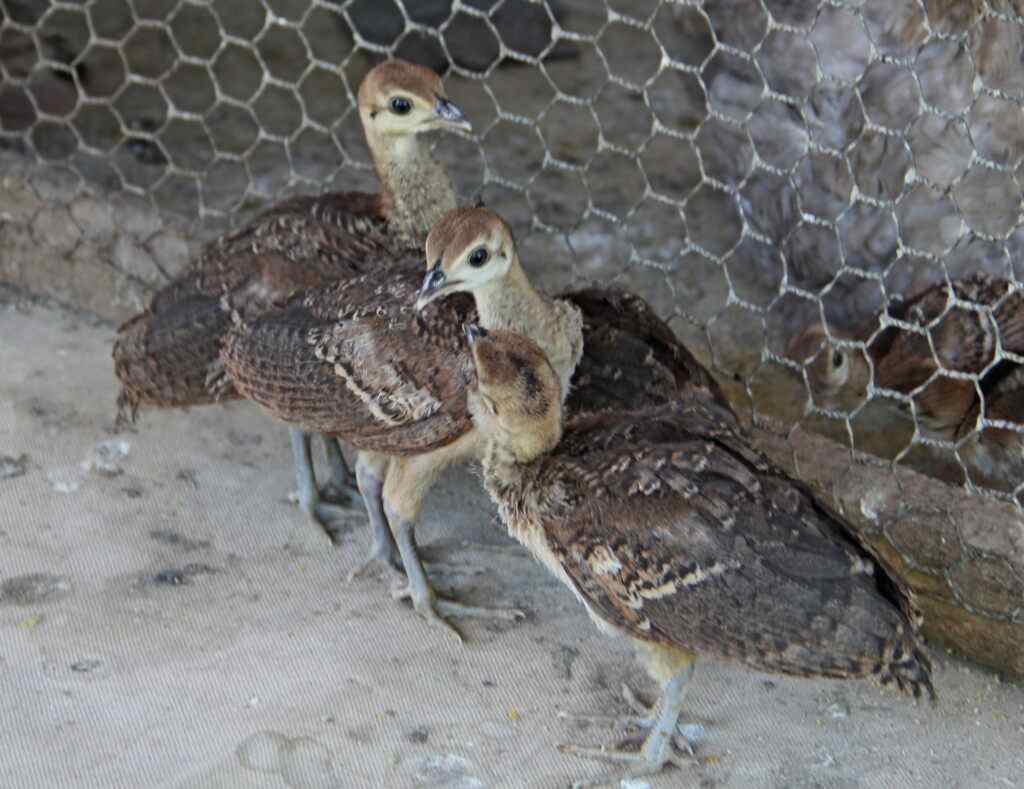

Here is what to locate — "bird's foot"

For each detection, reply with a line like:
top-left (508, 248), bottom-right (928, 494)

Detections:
top-left (559, 671), bottom-right (699, 788)
top-left (347, 537), bottom-right (404, 583)
top-left (558, 684), bottom-right (696, 750)
top-left (288, 499), bottom-right (350, 548)
top-left (390, 581), bottom-right (526, 644)
top-left (559, 740), bottom-right (693, 789)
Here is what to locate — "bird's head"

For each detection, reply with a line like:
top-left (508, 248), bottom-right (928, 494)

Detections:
top-left (788, 323), bottom-right (865, 406)
top-left (358, 59), bottom-right (471, 137)
top-left (416, 207), bottom-right (516, 311)
top-left (464, 325), bottom-right (563, 463)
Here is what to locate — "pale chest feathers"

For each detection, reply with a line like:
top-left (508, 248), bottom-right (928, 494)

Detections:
top-left (501, 299), bottom-right (583, 403)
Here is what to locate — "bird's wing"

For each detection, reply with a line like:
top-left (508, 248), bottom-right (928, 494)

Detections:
top-left (559, 287), bottom-right (733, 415)
top-left (222, 260), bottom-right (477, 455)
top-left (191, 191), bottom-right (394, 306)
top-left (538, 403), bottom-right (931, 693)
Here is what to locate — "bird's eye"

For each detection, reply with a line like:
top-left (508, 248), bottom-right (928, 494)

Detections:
top-left (468, 247), bottom-right (489, 268)
top-left (832, 350), bottom-right (844, 369)
top-left (390, 96), bottom-right (412, 115)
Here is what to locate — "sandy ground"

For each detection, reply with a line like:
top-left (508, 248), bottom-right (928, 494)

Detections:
top-left (2, 290), bottom-right (1024, 789)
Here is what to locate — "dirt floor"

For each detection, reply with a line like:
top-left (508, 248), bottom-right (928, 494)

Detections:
top-left (2, 290), bottom-right (1024, 788)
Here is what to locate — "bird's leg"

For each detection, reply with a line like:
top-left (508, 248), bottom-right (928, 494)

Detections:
top-left (347, 452), bottom-right (403, 582)
top-left (289, 428), bottom-right (350, 546)
top-left (383, 455), bottom-right (525, 641)
top-left (319, 436), bottom-right (360, 505)
top-left (559, 663), bottom-right (698, 788)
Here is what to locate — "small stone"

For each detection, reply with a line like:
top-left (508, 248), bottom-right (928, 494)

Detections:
top-left (147, 231), bottom-right (192, 279)
top-left (82, 438), bottom-right (131, 477)
top-left (825, 701), bottom-right (850, 719)
top-left (70, 659), bottom-right (101, 673)
top-left (113, 235), bottom-right (165, 286)
top-left (29, 167), bottom-right (81, 203)
top-left (46, 466), bottom-right (82, 494)
top-left (69, 196), bottom-right (116, 242)
top-left (109, 192), bottom-right (162, 239)
top-left (413, 754), bottom-right (483, 789)
top-left (30, 206), bottom-right (81, 256)
top-left (0, 454), bottom-right (29, 480)
top-left (0, 177), bottom-right (43, 223)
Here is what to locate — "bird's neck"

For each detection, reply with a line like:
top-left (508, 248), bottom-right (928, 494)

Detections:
top-left (473, 262), bottom-right (584, 401)
top-left (480, 437), bottom-right (542, 533)
top-left (369, 132), bottom-right (457, 247)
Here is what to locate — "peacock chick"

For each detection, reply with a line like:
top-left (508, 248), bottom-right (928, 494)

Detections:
top-left (222, 206), bottom-right (583, 639)
top-left (466, 326), bottom-right (935, 787)
top-left (789, 274), bottom-right (1024, 490)
top-left (112, 58), bottom-right (471, 542)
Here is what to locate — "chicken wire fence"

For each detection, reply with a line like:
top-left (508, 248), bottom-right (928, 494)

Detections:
top-left (2, 0), bottom-right (1024, 509)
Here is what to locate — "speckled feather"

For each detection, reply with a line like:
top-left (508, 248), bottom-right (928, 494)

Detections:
top-left (559, 287), bottom-right (732, 414)
top-left (221, 285), bottom-right (719, 455)
top-left (113, 192), bottom-right (403, 420)
top-left (220, 258), bottom-right (478, 456)
top-left (872, 274), bottom-right (1024, 435)
top-left (492, 401), bottom-right (934, 698)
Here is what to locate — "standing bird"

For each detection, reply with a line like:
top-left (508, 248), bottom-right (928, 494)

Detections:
top-left (221, 207), bottom-right (583, 637)
top-left (466, 327), bottom-right (934, 786)
top-left (789, 274), bottom-right (1024, 491)
top-left (112, 59), bottom-right (472, 540)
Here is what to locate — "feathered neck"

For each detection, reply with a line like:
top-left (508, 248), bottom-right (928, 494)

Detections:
top-left (480, 437), bottom-right (543, 528)
top-left (473, 261), bottom-right (583, 400)
top-left (369, 132), bottom-right (457, 247)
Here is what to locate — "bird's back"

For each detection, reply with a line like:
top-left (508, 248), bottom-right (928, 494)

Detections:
top-left (559, 287), bottom-right (732, 416)
top-left (525, 401), bottom-right (934, 698)
top-left (112, 191), bottom-right (398, 421)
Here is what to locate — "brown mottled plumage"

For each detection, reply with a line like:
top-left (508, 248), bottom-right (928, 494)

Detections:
top-left (222, 257), bottom-right (477, 456)
top-left (469, 329), bottom-right (933, 784)
top-left (789, 274), bottom-right (1024, 490)
top-left (111, 58), bottom-right (471, 539)
top-left (558, 287), bottom-right (732, 416)
top-left (113, 59), bottom-right (466, 420)
top-left (222, 207), bottom-right (584, 637)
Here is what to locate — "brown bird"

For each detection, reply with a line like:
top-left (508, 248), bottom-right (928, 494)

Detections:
top-left (789, 274), bottom-right (1024, 491)
top-left (466, 326), bottom-right (934, 786)
top-left (112, 58), bottom-right (471, 539)
top-left (222, 206), bottom-right (583, 637)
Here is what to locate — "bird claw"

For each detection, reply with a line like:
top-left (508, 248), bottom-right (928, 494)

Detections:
top-left (347, 541), bottom-right (404, 583)
top-left (390, 582), bottom-right (464, 643)
top-left (390, 582), bottom-right (526, 642)
top-left (558, 739), bottom-right (695, 789)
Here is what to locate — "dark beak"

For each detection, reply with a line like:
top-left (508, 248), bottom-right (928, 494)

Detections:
top-left (416, 261), bottom-right (447, 312)
top-left (433, 96), bottom-right (472, 132)
top-left (464, 323), bottom-right (487, 346)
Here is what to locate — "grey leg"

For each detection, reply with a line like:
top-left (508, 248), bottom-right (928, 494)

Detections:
top-left (319, 436), bottom-right (359, 505)
top-left (387, 507), bottom-right (525, 644)
top-left (290, 428), bottom-right (350, 546)
top-left (347, 455), bottom-right (403, 582)
top-left (559, 663), bottom-right (698, 788)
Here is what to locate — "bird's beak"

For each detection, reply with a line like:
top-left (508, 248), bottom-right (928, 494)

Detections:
top-left (416, 261), bottom-right (449, 311)
top-left (464, 323), bottom-right (487, 346)
top-left (432, 96), bottom-right (472, 132)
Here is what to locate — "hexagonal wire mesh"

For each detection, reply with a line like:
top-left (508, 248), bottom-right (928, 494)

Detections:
top-left (2, 3), bottom-right (1024, 499)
